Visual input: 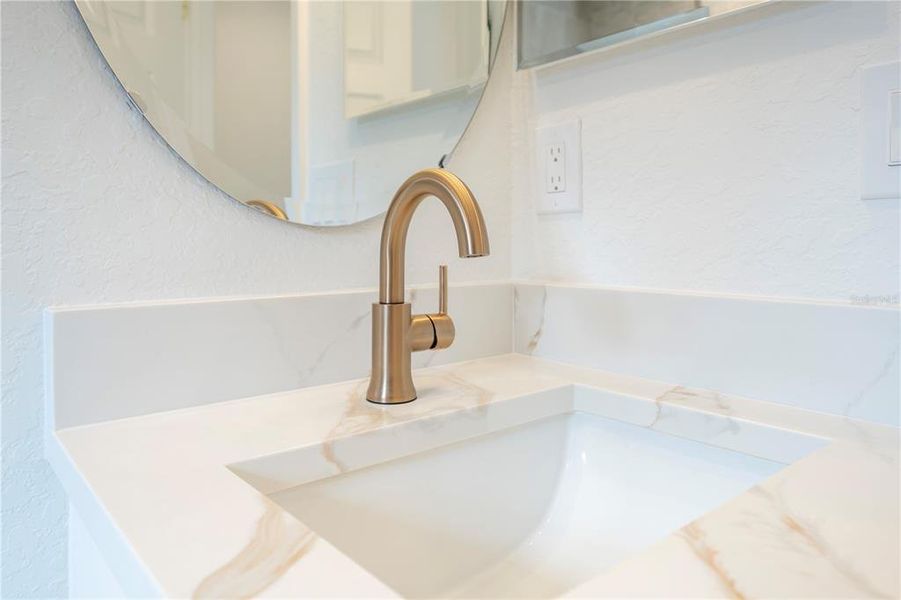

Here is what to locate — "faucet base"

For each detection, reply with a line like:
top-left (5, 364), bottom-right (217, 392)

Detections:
top-left (366, 396), bottom-right (417, 406)
top-left (367, 303), bottom-right (418, 404)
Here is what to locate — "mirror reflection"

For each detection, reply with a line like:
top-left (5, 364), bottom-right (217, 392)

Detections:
top-left (76, 0), bottom-right (506, 226)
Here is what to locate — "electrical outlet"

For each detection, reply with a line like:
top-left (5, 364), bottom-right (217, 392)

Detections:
top-left (546, 144), bottom-right (566, 192)
top-left (536, 120), bottom-right (581, 213)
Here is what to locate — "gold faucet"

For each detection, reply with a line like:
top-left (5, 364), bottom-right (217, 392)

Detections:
top-left (366, 168), bottom-right (490, 404)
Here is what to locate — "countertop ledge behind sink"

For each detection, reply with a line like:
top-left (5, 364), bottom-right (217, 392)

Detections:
top-left (46, 354), bottom-right (899, 599)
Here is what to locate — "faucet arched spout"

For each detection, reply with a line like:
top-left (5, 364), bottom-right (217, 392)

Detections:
top-left (378, 168), bottom-right (490, 304)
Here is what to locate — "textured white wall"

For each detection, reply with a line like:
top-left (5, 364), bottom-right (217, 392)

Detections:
top-left (512, 1), bottom-right (900, 301)
top-left (0, 1), bottom-right (512, 596)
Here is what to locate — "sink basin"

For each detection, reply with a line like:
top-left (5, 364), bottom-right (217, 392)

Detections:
top-left (262, 406), bottom-right (804, 598)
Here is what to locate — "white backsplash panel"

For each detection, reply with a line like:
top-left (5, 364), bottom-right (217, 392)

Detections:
top-left (46, 283), bottom-right (512, 429)
top-left (48, 281), bottom-right (898, 430)
top-left (514, 283), bottom-right (899, 426)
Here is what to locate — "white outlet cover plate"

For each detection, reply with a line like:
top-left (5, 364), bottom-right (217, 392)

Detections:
top-left (535, 120), bottom-right (582, 214)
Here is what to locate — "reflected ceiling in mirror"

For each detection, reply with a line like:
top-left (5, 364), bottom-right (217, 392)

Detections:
top-left (76, 0), bottom-right (507, 226)
top-left (518, 0), bottom-right (767, 69)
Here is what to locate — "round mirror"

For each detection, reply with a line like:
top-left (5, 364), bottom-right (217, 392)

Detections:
top-left (75, 0), bottom-right (507, 226)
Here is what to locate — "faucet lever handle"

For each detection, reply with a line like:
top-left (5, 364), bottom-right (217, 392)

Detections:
top-left (428, 265), bottom-right (455, 350)
top-left (438, 265), bottom-right (448, 314)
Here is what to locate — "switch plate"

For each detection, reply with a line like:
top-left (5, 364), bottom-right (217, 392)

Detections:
top-left (305, 159), bottom-right (356, 224)
top-left (861, 62), bottom-right (900, 200)
top-left (889, 91), bottom-right (900, 166)
top-left (536, 120), bottom-right (581, 213)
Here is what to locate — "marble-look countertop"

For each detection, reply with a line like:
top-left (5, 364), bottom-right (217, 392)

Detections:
top-left (47, 354), bottom-right (899, 598)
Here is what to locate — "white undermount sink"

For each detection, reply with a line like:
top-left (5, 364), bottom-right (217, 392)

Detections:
top-left (233, 386), bottom-right (826, 598)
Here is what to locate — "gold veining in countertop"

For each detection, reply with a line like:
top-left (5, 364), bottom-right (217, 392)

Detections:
top-left (193, 499), bottom-right (317, 599)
